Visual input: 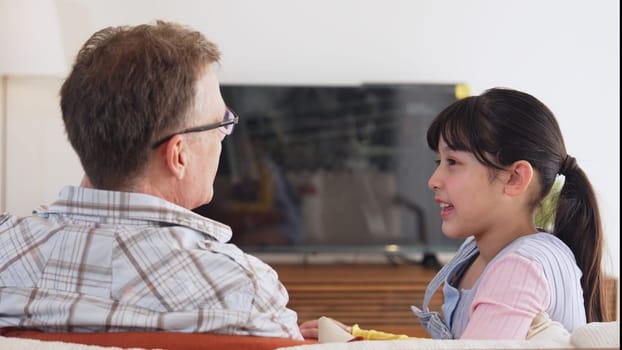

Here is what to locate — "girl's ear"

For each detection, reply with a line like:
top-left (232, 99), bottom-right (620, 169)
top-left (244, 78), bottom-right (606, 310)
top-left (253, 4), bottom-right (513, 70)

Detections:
top-left (504, 160), bottom-right (534, 196)
top-left (163, 134), bottom-right (187, 180)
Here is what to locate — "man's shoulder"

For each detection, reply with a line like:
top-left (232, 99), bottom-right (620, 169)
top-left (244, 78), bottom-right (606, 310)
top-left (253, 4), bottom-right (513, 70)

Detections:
top-left (0, 211), bottom-right (39, 231)
top-left (0, 211), bottom-right (14, 226)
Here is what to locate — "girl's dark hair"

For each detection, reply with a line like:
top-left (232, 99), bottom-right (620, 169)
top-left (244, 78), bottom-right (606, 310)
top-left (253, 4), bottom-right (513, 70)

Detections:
top-left (426, 87), bottom-right (607, 322)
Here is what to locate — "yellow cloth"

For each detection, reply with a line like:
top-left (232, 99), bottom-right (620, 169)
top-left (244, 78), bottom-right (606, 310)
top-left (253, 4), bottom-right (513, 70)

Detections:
top-left (351, 324), bottom-right (420, 340)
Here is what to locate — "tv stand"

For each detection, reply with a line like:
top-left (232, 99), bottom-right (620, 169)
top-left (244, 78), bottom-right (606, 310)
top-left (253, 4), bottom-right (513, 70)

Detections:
top-left (384, 251), bottom-right (443, 271)
top-left (421, 252), bottom-right (443, 270)
top-left (272, 263), bottom-right (443, 337)
top-left (273, 264), bottom-right (619, 337)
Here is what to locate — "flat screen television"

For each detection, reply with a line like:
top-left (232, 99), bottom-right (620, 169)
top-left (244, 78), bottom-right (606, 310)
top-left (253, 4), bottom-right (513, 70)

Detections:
top-left (193, 83), bottom-right (465, 264)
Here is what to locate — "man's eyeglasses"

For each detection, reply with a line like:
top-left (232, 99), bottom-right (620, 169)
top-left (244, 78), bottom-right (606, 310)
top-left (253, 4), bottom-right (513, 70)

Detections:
top-left (151, 108), bottom-right (239, 149)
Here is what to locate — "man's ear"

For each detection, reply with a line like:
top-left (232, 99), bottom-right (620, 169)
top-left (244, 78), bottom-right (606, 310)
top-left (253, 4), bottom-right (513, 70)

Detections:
top-left (163, 134), bottom-right (187, 180)
top-left (504, 160), bottom-right (534, 196)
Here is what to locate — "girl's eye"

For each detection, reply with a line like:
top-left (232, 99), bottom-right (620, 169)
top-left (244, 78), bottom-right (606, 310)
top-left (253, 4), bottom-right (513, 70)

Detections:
top-left (434, 158), bottom-right (457, 167)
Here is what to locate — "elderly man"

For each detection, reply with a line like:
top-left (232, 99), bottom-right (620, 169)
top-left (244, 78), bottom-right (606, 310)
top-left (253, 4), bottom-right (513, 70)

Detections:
top-left (0, 20), bottom-right (302, 340)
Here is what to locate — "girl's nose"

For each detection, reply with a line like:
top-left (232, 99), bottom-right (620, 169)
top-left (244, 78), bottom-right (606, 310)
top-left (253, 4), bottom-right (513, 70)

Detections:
top-left (428, 168), bottom-right (441, 191)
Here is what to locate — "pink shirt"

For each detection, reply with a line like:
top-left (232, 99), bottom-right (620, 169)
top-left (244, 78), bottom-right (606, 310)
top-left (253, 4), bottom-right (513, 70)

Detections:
top-left (461, 253), bottom-right (550, 339)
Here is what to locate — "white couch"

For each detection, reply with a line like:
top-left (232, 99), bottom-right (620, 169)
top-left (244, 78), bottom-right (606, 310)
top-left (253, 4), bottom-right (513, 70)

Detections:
top-left (0, 321), bottom-right (618, 350)
top-left (276, 316), bottom-right (620, 350)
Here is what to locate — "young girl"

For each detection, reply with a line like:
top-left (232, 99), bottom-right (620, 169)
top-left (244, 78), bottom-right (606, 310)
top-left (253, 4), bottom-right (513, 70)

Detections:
top-left (412, 87), bottom-right (607, 339)
top-left (299, 87), bottom-right (607, 340)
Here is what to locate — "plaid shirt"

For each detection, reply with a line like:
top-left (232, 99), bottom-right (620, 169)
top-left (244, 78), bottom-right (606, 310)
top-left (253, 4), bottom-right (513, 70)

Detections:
top-left (0, 186), bottom-right (302, 339)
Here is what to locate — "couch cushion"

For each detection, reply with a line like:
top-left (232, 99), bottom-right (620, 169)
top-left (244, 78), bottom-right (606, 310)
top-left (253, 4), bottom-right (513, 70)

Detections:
top-left (0, 335), bottom-right (138, 350)
top-left (570, 321), bottom-right (619, 348)
top-left (275, 338), bottom-right (571, 350)
top-left (0, 328), bottom-right (315, 350)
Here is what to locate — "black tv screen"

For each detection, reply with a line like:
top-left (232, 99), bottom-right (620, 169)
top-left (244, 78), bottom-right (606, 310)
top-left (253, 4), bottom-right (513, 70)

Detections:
top-left (193, 83), bottom-right (465, 257)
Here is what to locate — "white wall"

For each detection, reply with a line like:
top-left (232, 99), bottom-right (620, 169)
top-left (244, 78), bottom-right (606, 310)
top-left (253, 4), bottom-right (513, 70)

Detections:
top-left (3, 0), bottom-right (619, 280)
top-left (4, 77), bottom-right (81, 213)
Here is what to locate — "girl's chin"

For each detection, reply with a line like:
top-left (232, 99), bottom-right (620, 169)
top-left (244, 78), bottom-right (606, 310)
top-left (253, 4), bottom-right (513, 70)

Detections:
top-left (441, 225), bottom-right (468, 239)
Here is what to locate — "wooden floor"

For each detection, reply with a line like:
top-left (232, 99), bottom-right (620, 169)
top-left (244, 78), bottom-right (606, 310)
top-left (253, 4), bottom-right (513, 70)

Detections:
top-left (273, 263), bottom-right (619, 338)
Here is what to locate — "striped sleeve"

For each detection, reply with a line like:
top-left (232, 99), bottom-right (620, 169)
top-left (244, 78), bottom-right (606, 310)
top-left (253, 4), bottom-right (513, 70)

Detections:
top-left (460, 253), bottom-right (550, 339)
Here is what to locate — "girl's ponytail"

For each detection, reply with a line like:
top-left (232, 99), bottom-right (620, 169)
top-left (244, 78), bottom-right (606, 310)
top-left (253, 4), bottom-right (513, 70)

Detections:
top-left (554, 156), bottom-right (607, 322)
